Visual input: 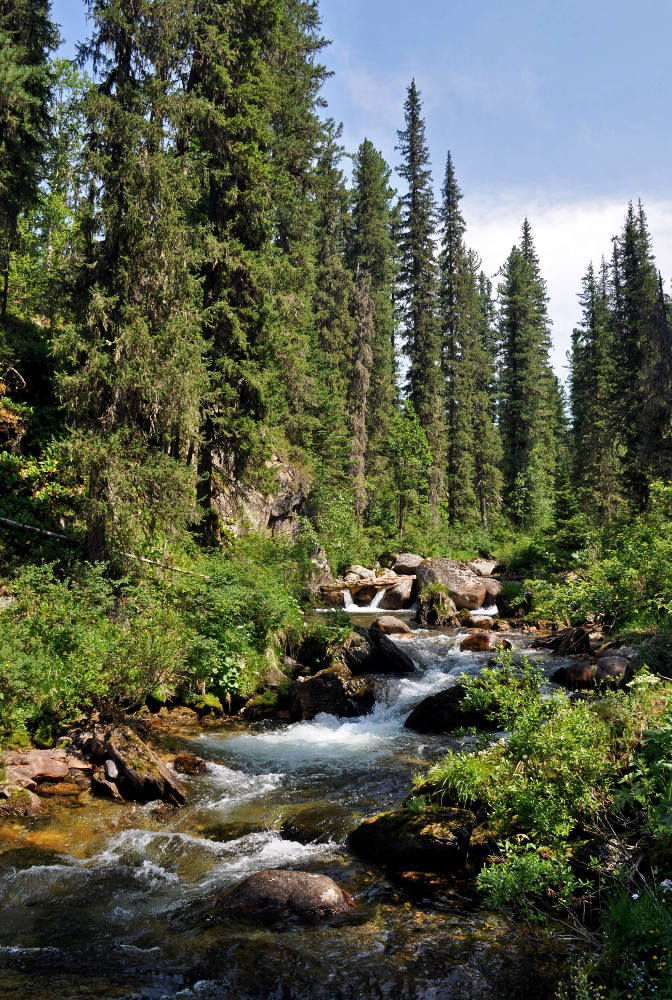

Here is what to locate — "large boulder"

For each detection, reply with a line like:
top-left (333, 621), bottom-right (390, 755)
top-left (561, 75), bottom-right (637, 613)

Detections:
top-left (90, 725), bottom-right (187, 805)
top-left (482, 578), bottom-right (503, 600)
top-left (337, 633), bottom-right (385, 675)
top-left (595, 656), bottom-right (628, 685)
top-left (289, 665), bottom-right (375, 720)
top-left (393, 553), bottom-right (424, 575)
top-left (380, 577), bottom-right (415, 610)
top-left (404, 683), bottom-right (500, 734)
top-left (415, 559), bottom-right (487, 611)
top-left (348, 807), bottom-right (476, 873)
top-left (416, 587), bottom-right (459, 628)
top-left (220, 870), bottom-right (354, 925)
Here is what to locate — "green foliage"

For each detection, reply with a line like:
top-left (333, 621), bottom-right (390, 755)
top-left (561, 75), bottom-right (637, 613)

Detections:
top-left (0, 535), bottom-right (308, 742)
top-left (476, 843), bottom-right (582, 914)
top-left (526, 481), bottom-right (672, 629)
top-left (417, 653), bottom-right (672, 916)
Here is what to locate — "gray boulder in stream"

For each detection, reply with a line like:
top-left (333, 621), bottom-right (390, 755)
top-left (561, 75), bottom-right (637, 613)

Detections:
top-left (220, 869), bottom-right (355, 924)
top-left (415, 558), bottom-right (487, 611)
top-left (348, 807), bottom-right (476, 873)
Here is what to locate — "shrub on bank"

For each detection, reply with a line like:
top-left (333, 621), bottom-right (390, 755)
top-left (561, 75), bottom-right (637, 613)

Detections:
top-left (0, 535), bottom-right (307, 744)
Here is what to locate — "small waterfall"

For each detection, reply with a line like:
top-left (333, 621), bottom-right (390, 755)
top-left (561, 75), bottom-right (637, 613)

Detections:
top-left (342, 587), bottom-right (388, 613)
top-left (371, 588), bottom-right (387, 609)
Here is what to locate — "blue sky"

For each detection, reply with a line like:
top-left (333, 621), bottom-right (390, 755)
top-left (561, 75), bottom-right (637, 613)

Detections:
top-left (51, 0), bottom-right (672, 375)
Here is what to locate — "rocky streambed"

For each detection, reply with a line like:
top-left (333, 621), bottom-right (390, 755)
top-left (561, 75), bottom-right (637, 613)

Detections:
top-left (0, 624), bottom-right (600, 1000)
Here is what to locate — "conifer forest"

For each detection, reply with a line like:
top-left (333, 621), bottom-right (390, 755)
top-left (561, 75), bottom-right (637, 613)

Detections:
top-left (2, 3), bottom-right (672, 1000)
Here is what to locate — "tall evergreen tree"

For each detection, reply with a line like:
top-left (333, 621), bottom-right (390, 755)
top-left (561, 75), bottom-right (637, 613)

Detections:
top-left (611, 201), bottom-right (672, 502)
top-left (188, 0), bottom-right (328, 537)
top-left (310, 118), bottom-right (355, 487)
top-left (570, 259), bottom-right (621, 520)
top-left (348, 138), bottom-right (397, 508)
top-left (57, 0), bottom-right (205, 560)
top-left (438, 151), bottom-right (475, 522)
top-left (348, 270), bottom-right (375, 521)
top-left (0, 0), bottom-right (57, 316)
top-left (396, 80), bottom-right (444, 520)
top-left (498, 220), bottom-right (558, 528)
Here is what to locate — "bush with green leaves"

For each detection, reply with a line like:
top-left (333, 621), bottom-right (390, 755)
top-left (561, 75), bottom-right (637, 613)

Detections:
top-left (416, 653), bottom-right (672, 914)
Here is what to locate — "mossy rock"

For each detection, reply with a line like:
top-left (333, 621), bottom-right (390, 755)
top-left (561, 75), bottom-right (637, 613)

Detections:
top-left (244, 690), bottom-right (280, 720)
top-left (182, 692), bottom-right (223, 716)
top-left (348, 806), bottom-right (476, 873)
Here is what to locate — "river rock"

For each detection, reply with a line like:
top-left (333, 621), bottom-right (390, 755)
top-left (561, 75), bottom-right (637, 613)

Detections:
top-left (370, 616), bottom-right (413, 637)
top-left (595, 655), bottom-right (628, 684)
top-left (220, 869), bottom-right (355, 925)
top-left (337, 634), bottom-right (384, 675)
top-left (35, 780), bottom-right (82, 798)
top-left (347, 565), bottom-right (376, 581)
top-left (460, 631), bottom-right (512, 653)
top-left (348, 807), bottom-right (476, 873)
top-left (415, 559), bottom-right (487, 611)
top-left (380, 577), bottom-right (415, 610)
top-left (416, 588), bottom-right (459, 628)
top-left (173, 752), bottom-right (208, 775)
top-left (404, 683), bottom-right (500, 734)
top-left (0, 783), bottom-right (42, 817)
top-left (550, 660), bottom-right (596, 690)
top-left (289, 665), bottom-right (375, 720)
top-left (461, 613), bottom-right (495, 630)
top-left (482, 578), bottom-right (502, 599)
top-left (4, 750), bottom-right (69, 784)
top-left (91, 725), bottom-right (187, 805)
top-left (535, 627), bottom-right (592, 656)
top-left (368, 625), bottom-right (417, 673)
top-left (466, 558), bottom-right (499, 578)
top-left (91, 767), bottom-right (125, 801)
top-left (393, 553), bottom-right (424, 575)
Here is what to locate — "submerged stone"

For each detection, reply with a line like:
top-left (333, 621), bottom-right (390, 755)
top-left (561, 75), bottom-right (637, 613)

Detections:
top-left (220, 869), bottom-right (355, 925)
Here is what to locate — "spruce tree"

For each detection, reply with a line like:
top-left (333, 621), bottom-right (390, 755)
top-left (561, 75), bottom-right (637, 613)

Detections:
top-left (570, 259), bottom-right (621, 520)
top-left (348, 138), bottom-right (398, 506)
top-left (0, 0), bottom-right (57, 316)
top-left (612, 201), bottom-right (672, 502)
top-left (348, 270), bottom-right (375, 522)
top-left (396, 80), bottom-right (444, 520)
top-left (498, 221), bottom-right (558, 528)
top-left (57, 0), bottom-right (205, 560)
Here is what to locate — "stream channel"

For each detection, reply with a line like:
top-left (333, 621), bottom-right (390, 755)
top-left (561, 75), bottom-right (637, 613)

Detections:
top-left (0, 622), bottom-right (578, 1000)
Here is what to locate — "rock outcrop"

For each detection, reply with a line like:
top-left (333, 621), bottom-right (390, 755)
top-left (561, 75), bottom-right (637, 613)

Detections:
top-left (87, 724), bottom-right (187, 805)
top-left (220, 870), bottom-right (355, 925)
top-left (369, 621), bottom-right (417, 673)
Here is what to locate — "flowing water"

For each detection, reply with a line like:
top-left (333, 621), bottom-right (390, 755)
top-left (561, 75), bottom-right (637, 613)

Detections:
top-left (0, 629), bottom-right (577, 1000)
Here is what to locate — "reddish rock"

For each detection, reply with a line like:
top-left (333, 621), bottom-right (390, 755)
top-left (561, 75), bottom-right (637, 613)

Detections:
top-left (173, 752), bottom-right (208, 775)
top-left (461, 614), bottom-right (495, 630)
top-left (551, 660), bottom-right (596, 690)
top-left (460, 630), bottom-right (493, 652)
top-left (35, 781), bottom-right (82, 798)
top-left (220, 870), bottom-right (354, 925)
top-left (5, 752), bottom-right (69, 784)
top-left (370, 616), bottom-right (413, 637)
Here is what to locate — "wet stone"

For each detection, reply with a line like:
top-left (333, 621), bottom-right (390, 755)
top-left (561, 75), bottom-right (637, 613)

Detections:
top-left (219, 869), bottom-right (355, 925)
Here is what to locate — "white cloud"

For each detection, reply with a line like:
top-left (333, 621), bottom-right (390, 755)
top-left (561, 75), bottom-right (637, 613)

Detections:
top-left (462, 194), bottom-right (672, 378)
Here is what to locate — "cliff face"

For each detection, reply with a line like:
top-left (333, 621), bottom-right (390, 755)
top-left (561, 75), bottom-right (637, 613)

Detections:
top-left (209, 454), bottom-right (310, 539)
